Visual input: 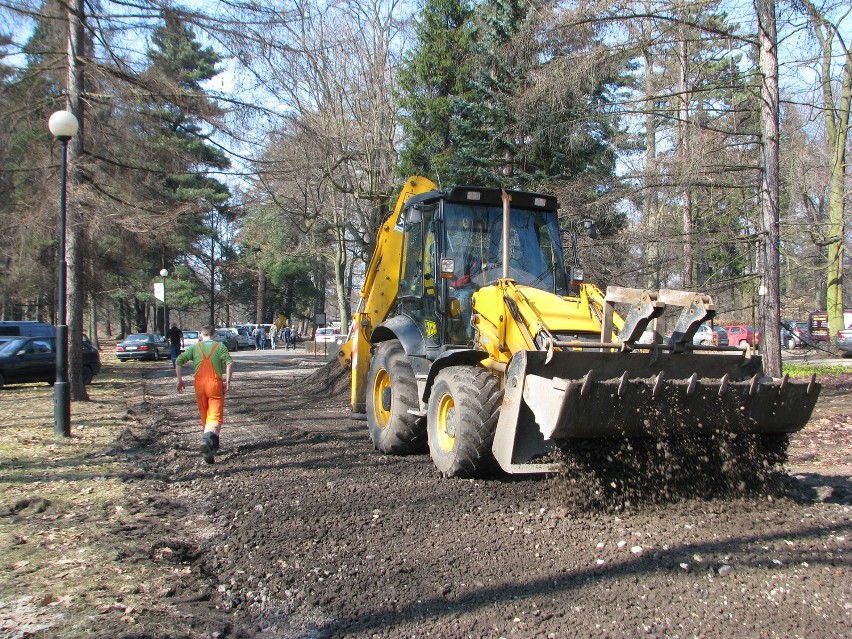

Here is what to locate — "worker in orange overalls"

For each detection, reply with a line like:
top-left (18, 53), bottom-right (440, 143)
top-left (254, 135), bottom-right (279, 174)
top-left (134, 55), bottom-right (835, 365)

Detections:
top-left (175, 325), bottom-right (234, 464)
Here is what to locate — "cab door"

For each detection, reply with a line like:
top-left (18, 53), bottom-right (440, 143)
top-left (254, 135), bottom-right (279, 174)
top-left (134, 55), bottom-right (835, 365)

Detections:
top-left (397, 204), bottom-right (441, 348)
top-left (11, 337), bottom-right (56, 383)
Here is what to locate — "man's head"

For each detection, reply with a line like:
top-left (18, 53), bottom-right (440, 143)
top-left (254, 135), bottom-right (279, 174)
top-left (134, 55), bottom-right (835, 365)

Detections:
top-left (171, 322), bottom-right (178, 328)
top-left (201, 325), bottom-right (215, 339)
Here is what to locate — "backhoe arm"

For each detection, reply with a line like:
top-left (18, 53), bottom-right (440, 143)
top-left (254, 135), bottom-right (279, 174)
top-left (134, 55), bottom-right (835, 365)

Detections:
top-left (337, 176), bottom-right (438, 415)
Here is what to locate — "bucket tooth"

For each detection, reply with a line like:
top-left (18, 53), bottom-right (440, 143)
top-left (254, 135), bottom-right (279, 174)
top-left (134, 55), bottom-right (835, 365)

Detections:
top-left (748, 374), bottom-right (760, 397)
top-left (718, 373), bottom-right (729, 397)
top-left (686, 372), bottom-right (698, 397)
top-left (617, 371), bottom-right (629, 397)
top-left (580, 370), bottom-right (593, 396)
top-left (807, 373), bottom-right (816, 395)
top-left (652, 371), bottom-right (665, 397)
top-left (554, 379), bottom-right (576, 433)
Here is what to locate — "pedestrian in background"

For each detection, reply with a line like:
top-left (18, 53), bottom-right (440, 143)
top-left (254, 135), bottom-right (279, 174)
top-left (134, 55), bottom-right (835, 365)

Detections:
top-left (252, 325), bottom-right (261, 350)
top-left (175, 325), bottom-right (233, 464)
top-left (283, 324), bottom-right (292, 350)
top-left (167, 322), bottom-right (183, 369)
top-left (268, 324), bottom-right (278, 350)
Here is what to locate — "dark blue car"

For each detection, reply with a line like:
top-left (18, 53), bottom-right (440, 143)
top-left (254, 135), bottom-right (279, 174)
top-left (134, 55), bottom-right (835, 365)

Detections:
top-left (0, 336), bottom-right (101, 389)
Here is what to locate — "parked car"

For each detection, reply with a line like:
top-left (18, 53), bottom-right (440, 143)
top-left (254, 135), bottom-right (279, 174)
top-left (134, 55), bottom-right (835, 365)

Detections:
top-left (225, 327), bottom-right (252, 349)
top-left (692, 324), bottom-right (729, 347)
top-left (723, 324), bottom-right (761, 349)
top-left (780, 321), bottom-right (809, 349)
top-left (837, 328), bottom-right (852, 356)
top-left (790, 321), bottom-right (809, 348)
top-left (182, 330), bottom-right (200, 351)
top-left (214, 329), bottom-right (239, 352)
top-left (0, 321), bottom-right (55, 340)
top-left (115, 333), bottom-right (167, 361)
top-left (0, 336), bottom-right (101, 389)
top-left (314, 327), bottom-right (342, 343)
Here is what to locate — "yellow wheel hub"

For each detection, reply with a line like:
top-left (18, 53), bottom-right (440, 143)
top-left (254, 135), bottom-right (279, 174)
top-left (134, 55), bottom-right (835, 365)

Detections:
top-left (435, 393), bottom-right (456, 453)
top-left (372, 369), bottom-right (391, 429)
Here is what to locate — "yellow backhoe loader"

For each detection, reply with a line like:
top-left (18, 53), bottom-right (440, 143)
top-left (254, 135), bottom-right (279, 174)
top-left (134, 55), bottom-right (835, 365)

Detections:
top-left (337, 176), bottom-right (820, 477)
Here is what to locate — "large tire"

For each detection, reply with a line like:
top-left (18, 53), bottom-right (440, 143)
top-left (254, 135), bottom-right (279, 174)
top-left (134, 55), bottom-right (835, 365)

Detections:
top-left (427, 366), bottom-right (502, 478)
top-left (366, 340), bottom-right (426, 454)
top-left (0, 372), bottom-right (4, 390)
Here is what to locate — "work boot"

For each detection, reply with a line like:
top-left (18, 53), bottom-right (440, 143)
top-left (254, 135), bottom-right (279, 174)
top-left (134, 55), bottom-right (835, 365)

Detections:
top-left (200, 431), bottom-right (219, 464)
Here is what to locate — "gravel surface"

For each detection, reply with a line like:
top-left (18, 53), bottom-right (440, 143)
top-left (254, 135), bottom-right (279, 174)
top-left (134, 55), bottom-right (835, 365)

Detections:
top-left (113, 351), bottom-right (851, 638)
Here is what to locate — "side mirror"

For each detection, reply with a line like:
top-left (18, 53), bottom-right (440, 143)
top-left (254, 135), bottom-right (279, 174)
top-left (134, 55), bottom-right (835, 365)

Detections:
top-left (582, 218), bottom-right (599, 239)
top-left (407, 207), bottom-right (423, 224)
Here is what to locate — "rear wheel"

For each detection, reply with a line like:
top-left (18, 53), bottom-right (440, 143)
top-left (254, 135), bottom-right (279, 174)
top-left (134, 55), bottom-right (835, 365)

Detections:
top-left (82, 366), bottom-right (94, 385)
top-left (427, 366), bottom-right (502, 478)
top-left (366, 340), bottom-right (426, 454)
top-left (153, 349), bottom-right (161, 361)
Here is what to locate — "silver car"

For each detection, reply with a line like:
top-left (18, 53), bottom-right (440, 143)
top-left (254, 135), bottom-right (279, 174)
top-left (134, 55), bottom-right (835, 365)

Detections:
top-left (837, 328), bottom-right (852, 356)
top-left (225, 327), bottom-right (252, 349)
top-left (692, 324), bottom-right (729, 347)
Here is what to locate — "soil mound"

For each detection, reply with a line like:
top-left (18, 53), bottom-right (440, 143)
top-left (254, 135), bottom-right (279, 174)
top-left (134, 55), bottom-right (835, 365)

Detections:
top-left (301, 359), bottom-right (351, 397)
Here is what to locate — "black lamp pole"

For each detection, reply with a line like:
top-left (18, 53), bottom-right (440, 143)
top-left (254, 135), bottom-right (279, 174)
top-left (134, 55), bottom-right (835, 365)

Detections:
top-left (160, 268), bottom-right (169, 332)
top-left (49, 110), bottom-right (78, 438)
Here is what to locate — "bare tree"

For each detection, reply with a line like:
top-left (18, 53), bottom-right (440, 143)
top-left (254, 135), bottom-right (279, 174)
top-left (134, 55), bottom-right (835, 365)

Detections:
top-left (755, 0), bottom-right (782, 375)
top-left (799, 0), bottom-right (850, 346)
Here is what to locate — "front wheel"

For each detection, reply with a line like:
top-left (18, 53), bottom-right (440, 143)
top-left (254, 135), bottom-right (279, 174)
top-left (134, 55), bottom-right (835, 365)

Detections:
top-left (427, 366), bottom-right (502, 478)
top-left (366, 340), bottom-right (426, 454)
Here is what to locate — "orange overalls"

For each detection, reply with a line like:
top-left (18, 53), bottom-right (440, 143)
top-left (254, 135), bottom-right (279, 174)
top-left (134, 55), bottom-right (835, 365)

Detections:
top-left (193, 342), bottom-right (225, 436)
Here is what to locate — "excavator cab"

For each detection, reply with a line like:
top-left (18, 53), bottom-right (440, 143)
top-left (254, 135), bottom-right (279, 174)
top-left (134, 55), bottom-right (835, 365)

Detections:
top-left (396, 188), bottom-right (571, 348)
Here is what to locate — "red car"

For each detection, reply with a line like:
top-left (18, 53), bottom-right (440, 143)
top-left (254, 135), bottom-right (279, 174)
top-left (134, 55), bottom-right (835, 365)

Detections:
top-left (723, 324), bottom-right (761, 348)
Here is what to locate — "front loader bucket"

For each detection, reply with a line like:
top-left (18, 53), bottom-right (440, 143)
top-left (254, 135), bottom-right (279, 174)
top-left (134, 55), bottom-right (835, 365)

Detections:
top-left (492, 350), bottom-right (820, 474)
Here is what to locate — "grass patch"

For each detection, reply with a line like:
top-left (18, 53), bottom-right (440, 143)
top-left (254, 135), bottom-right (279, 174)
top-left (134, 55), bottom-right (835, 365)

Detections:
top-left (0, 364), bottom-right (183, 637)
top-left (782, 362), bottom-right (850, 378)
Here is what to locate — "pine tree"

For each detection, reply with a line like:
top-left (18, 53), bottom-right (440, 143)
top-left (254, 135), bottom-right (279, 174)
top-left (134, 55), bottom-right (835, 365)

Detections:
top-left (451, 0), bottom-right (623, 193)
top-left (397, 0), bottom-right (475, 183)
top-left (138, 10), bottom-right (231, 219)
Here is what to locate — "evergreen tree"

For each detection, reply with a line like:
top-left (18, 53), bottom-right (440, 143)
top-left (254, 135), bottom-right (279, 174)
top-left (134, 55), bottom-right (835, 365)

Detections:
top-left (397, 0), bottom-right (475, 183)
top-left (92, 10), bottom-right (233, 322)
top-left (137, 10), bottom-right (231, 225)
top-left (450, 0), bottom-right (623, 194)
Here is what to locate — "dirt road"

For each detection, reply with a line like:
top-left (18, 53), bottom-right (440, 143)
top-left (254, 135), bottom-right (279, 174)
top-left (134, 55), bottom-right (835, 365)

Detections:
top-left (115, 349), bottom-right (850, 638)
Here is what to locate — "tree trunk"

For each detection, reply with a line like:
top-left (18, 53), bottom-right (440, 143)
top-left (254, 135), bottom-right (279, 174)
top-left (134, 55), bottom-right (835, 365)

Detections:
top-left (66, 0), bottom-right (88, 400)
top-left (677, 36), bottom-right (694, 289)
top-left (643, 8), bottom-right (661, 290)
top-left (802, 1), bottom-right (850, 346)
top-left (755, 0), bottom-right (782, 376)
top-left (256, 268), bottom-right (266, 324)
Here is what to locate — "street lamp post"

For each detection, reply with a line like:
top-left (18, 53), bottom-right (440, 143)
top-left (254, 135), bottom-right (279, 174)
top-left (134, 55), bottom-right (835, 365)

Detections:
top-left (160, 268), bottom-right (169, 332)
top-left (48, 110), bottom-right (79, 438)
